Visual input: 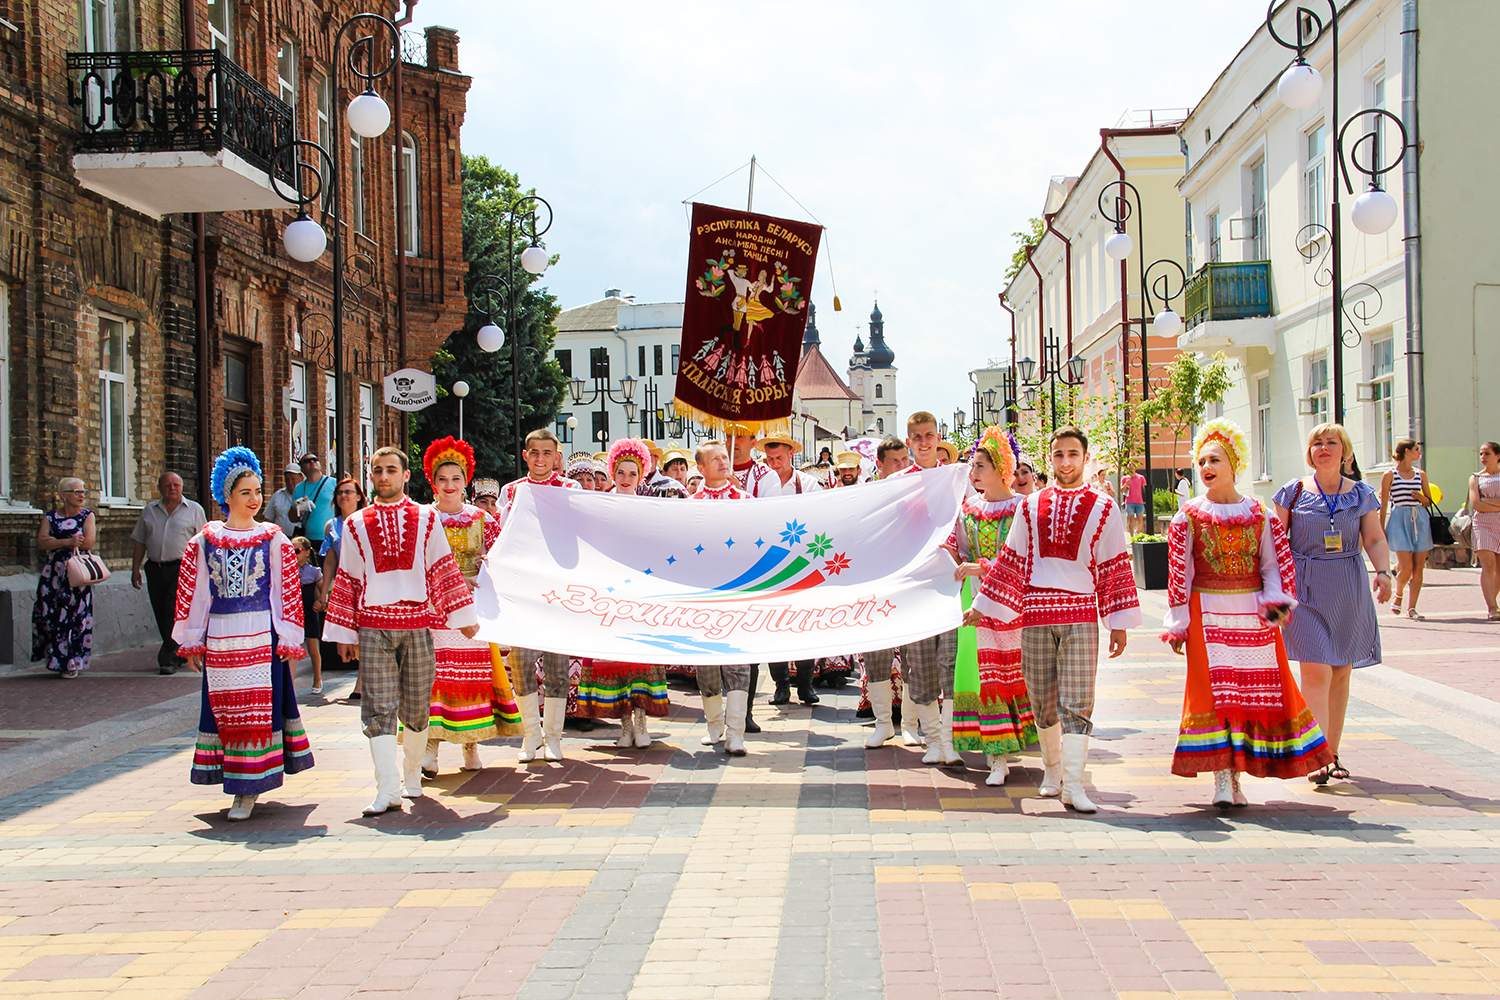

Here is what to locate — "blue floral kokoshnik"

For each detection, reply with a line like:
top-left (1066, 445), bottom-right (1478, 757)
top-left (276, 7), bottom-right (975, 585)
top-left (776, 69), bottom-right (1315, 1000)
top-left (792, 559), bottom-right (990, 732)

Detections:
top-left (211, 446), bottom-right (263, 510)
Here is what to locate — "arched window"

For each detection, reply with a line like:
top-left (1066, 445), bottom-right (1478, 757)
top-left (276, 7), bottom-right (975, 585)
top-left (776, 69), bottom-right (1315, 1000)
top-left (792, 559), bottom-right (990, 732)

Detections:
top-left (874, 383), bottom-right (883, 399)
top-left (876, 418), bottom-right (884, 433)
top-left (398, 131), bottom-right (419, 256)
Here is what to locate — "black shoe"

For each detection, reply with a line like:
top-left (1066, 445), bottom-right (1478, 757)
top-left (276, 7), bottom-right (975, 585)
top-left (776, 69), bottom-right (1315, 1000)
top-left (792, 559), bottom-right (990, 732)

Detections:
top-left (798, 687), bottom-right (820, 706)
top-left (158, 663), bottom-right (178, 676)
top-left (745, 666), bottom-right (761, 733)
top-left (769, 683), bottom-right (791, 706)
top-left (349, 691), bottom-right (361, 701)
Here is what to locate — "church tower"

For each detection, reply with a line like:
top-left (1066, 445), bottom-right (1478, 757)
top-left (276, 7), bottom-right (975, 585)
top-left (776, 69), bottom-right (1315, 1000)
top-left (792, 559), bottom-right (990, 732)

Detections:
top-left (847, 300), bottom-right (899, 436)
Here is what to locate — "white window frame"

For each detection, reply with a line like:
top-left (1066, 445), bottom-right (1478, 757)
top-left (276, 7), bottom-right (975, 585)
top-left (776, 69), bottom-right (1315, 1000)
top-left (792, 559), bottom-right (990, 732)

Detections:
top-left (1248, 158), bottom-right (1268, 261)
top-left (358, 383), bottom-right (375, 489)
top-left (1369, 71), bottom-right (1387, 176)
top-left (324, 373), bottom-right (337, 476)
top-left (399, 131), bottom-right (418, 256)
top-left (316, 76), bottom-right (332, 210)
top-left (1305, 122), bottom-right (1328, 231)
top-left (206, 0), bottom-right (231, 55)
top-left (288, 360), bottom-right (307, 462)
top-left (1306, 353), bottom-right (1330, 428)
top-left (276, 38), bottom-right (297, 111)
top-left (350, 132), bottom-right (366, 235)
top-left (98, 314), bottom-right (132, 504)
top-left (1369, 335), bottom-right (1396, 463)
top-left (1208, 209), bottom-right (1222, 263)
top-left (1255, 373), bottom-right (1273, 481)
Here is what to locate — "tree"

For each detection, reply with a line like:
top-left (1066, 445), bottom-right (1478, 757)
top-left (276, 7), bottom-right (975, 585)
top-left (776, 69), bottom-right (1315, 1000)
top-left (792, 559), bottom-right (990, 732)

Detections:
top-left (1138, 351), bottom-right (1235, 469)
top-left (1004, 217), bottom-right (1046, 282)
top-left (1009, 365), bottom-right (1141, 481)
top-left (410, 156), bottom-right (568, 494)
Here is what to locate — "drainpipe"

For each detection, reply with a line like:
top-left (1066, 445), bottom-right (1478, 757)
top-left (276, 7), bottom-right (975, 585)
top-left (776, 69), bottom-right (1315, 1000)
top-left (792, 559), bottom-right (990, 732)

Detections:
top-left (1400, 0), bottom-right (1424, 452)
top-left (1100, 131), bottom-right (1132, 444)
top-left (998, 295), bottom-right (1017, 429)
top-left (1043, 211), bottom-right (1074, 361)
top-left (1024, 245), bottom-right (1044, 369)
top-left (184, 0), bottom-right (211, 494)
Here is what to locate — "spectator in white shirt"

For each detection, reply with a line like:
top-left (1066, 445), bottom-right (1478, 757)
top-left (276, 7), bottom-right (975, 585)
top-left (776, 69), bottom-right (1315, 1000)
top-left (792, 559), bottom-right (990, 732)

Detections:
top-left (130, 472), bottom-right (207, 674)
top-left (264, 463), bottom-right (302, 537)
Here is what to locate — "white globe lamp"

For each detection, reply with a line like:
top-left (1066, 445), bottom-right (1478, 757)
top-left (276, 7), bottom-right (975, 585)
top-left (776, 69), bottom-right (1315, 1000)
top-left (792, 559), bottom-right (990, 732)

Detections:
top-left (519, 245), bottom-right (550, 275)
top-left (566, 415), bottom-right (578, 430)
top-left (1351, 185), bottom-right (1400, 235)
top-left (1277, 61), bottom-right (1323, 110)
top-left (346, 90), bottom-right (391, 138)
top-left (1105, 230), bottom-right (1133, 261)
top-left (476, 323), bottom-right (505, 353)
top-left (283, 214), bottom-right (327, 262)
top-left (452, 380), bottom-right (470, 398)
top-left (1152, 307), bottom-right (1183, 338)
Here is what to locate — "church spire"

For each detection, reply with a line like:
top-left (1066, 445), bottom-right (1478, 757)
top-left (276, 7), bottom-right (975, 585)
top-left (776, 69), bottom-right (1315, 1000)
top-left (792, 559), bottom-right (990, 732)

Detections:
top-left (866, 299), bottom-right (895, 368)
top-left (801, 301), bottom-right (821, 356)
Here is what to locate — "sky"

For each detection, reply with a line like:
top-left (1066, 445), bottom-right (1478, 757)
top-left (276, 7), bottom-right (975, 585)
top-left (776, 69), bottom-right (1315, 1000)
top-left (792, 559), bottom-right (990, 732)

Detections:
top-left (408, 0), bottom-right (1270, 424)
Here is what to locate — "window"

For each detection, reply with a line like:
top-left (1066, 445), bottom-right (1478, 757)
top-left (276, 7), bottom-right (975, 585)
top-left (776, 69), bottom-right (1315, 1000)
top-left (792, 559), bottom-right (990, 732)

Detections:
top-left (359, 384), bottom-right (375, 487)
top-left (556, 412), bottom-right (574, 444)
top-left (554, 349), bottom-right (572, 378)
top-left (1370, 74), bottom-right (1387, 174)
top-left (316, 77), bottom-right (332, 209)
top-left (288, 361), bottom-right (307, 461)
top-left (1370, 336), bottom-right (1396, 461)
top-left (1256, 374), bottom-right (1273, 479)
top-left (350, 133), bottom-right (365, 235)
top-left (637, 345), bottom-right (646, 378)
top-left (590, 347), bottom-right (609, 379)
top-left (654, 344), bottom-right (663, 376)
top-left (670, 344), bottom-right (680, 375)
top-left (0, 287), bottom-right (9, 499)
top-left (206, 0), bottom-right (231, 54)
top-left (1208, 210), bottom-right (1222, 263)
top-left (99, 317), bottom-right (129, 502)
top-left (591, 410), bottom-right (609, 446)
top-left (1249, 159), bottom-right (1268, 261)
top-left (1306, 354), bottom-right (1330, 425)
top-left (276, 39), bottom-right (297, 111)
top-left (1184, 199), bottom-right (1195, 274)
top-left (224, 347), bottom-right (251, 448)
top-left (398, 132), bottom-right (418, 256)
top-left (876, 417), bottom-right (884, 433)
top-left (80, 0), bottom-right (121, 51)
top-left (324, 373), bottom-right (337, 475)
top-left (1305, 123), bottom-right (1327, 230)
top-left (874, 383), bottom-right (883, 399)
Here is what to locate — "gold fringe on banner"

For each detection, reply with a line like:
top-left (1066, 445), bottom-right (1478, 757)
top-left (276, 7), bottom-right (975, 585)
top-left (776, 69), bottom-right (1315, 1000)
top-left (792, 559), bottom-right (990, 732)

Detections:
top-left (672, 400), bottom-right (792, 440)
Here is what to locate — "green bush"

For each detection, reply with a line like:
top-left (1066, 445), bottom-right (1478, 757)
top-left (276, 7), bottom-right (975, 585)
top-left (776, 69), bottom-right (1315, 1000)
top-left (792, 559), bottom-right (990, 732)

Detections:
top-left (1153, 488), bottom-right (1178, 517)
top-left (1129, 533), bottom-right (1167, 544)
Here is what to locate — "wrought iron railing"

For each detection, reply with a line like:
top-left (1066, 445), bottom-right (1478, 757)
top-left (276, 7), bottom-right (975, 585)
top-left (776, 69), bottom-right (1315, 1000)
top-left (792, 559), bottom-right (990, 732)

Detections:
top-left (66, 49), bottom-right (295, 184)
top-left (400, 29), bottom-right (427, 67)
top-left (1183, 260), bottom-right (1273, 329)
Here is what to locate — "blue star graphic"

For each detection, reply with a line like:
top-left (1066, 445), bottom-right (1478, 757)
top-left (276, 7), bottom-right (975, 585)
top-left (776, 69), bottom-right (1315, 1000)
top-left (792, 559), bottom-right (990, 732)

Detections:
top-left (606, 586), bottom-right (615, 593)
top-left (779, 520), bottom-right (808, 545)
top-left (644, 568), bottom-right (653, 575)
top-left (666, 555), bottom-right (676, 565)
top-left (725, 538), bottom-right (735, 548)
top-left (694, 544), bottom-right (704, 555)
top-left (755, 538), bottom-right (765, 548)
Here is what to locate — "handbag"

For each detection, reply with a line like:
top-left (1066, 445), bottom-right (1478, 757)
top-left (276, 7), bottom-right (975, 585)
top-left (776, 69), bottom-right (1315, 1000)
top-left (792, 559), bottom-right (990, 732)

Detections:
top-left (1452, 476), bottom-right (1477, 548)
top-left (1429, 504), bottom-right (1456, 547)
top-left (66, 551), bottom-right (111, 588)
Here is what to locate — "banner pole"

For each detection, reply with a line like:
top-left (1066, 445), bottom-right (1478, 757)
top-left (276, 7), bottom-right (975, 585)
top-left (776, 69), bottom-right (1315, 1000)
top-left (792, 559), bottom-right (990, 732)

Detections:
top-left (747, 154), bottom-right (756, 211)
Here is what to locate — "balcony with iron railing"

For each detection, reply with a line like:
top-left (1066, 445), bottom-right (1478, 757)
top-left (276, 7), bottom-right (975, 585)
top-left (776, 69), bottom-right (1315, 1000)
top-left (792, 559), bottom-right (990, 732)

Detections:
top-left (1178, 260), bottom-right (1276, 353)
top-left (66, 49), bottom-right (296, 218)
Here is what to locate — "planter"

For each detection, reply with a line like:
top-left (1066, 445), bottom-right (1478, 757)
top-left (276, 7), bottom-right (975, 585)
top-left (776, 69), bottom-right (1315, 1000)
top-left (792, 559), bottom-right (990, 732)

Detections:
top-left (1132, 539), bottom-right (1169, 591)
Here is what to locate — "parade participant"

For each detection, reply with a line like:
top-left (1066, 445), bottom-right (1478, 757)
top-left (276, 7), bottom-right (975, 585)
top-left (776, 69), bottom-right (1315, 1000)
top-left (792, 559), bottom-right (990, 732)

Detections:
top-left (936, 441), bottom-right (961, 466)
top-left (639, 443), bottom-right (690, 498)
top-left (173, 447), bottom-right (312, 822)
top-left (968, 426), bottom-right (1140, 813)
top-left (577, 439), bottom-right (672, 747)
top-left (832, 451), bottom-right (863, 487)
top-left (725, 425), bottom-right (768, 734)
top-left (689, 440), bottom-right (756, 755)
top-left (874, 437), bottom-right (911, 479)
top-left (686, 471), bottom-right (704, 494)
top-left (898, 411), bottom-right (943, 474)
top-left (1013, 462), bottom-right (1037, 496)
top-left (500, 429), bottom-right (580, 763)
top-left (751, 431), bottom-right (823, 706)
top-left (591, 460), bottom-right (610, 491)
top-left (863, 437), bottom-right (917, 747)
top-left (420, 437), bottom-right (520, 780)
top-left (470, 478), bottom-right (501, 518)
top-left (324, 447), bottom-right (478, 815)
top-left (564, 454), bottom-right (597, 490)
top-left (1161, 420), bottom-right (1333, 807)
top-left (947, 427), bottom-right (1034, 786)
top-left (662, 448), bottom-right (693, 487)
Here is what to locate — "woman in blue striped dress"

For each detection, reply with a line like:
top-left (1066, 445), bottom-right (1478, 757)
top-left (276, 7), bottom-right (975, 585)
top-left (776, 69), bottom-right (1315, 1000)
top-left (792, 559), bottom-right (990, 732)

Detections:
top-left (1273, 423), bottom-right (1392, 784)
top-left (1379, 438), bottom-right (1434, 619)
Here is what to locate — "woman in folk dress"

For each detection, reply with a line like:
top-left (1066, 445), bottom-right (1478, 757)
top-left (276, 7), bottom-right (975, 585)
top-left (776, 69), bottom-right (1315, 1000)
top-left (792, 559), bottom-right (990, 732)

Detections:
top-left (1161, 420), bottom-right (1333, 807)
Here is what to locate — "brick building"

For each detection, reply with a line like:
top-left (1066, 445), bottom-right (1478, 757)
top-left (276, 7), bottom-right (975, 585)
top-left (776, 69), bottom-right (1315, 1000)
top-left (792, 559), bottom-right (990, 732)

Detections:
top-left (0, 0), bottom-right (470, 659)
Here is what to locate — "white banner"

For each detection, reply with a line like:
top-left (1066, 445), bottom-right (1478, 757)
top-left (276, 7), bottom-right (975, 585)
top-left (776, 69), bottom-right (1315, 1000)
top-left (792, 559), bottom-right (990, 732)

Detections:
top-left (473, 465), bottom-right (967, 664)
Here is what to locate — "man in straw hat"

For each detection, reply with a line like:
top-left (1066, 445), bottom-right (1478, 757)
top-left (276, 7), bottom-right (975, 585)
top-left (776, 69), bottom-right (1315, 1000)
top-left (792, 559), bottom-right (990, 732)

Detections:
top-left (751, 431), bottom-right (823, 498)
top-left (831, 451), bottom-right (864, 487)
top-left (727, 422), bottom-right (774, 497)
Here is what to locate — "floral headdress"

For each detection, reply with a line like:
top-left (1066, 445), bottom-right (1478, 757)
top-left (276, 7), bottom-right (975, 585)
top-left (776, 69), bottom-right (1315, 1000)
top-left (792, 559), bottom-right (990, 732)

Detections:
top-left (564, 454), bottom-right (595, 482)
top-left (607, 438), bottom-right (651, 478)
top-left (969, 425), bottom-right (1020, 484)
top-left (423, 435), bottom-right (475, 483)
top-left (1193, 418), bottom-right (1250, 478)
top-left (211, 446), bottom-right (263, 510)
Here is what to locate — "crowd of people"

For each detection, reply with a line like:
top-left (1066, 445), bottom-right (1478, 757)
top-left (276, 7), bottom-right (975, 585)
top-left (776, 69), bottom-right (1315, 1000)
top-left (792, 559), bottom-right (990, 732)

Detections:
top-left (27, 408), bottom-right (1500, 822)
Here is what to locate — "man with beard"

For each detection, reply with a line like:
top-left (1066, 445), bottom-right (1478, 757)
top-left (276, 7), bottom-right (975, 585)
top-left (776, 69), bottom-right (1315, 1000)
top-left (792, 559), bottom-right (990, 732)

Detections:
top-left (832, 451), bottom-right (863, 487)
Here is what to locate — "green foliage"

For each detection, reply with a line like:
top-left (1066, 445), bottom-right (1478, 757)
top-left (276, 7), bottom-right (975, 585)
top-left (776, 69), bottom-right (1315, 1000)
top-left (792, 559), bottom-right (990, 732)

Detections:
top-left (410, 155), bottom-right (568, 490)
top-left (1139, 351), bottom-right (1235, 457)
top-left (1154, 488), bottom-right (1178, 517)
top-left (1004, 217), bottom-right (1046, 282)
top-left (1129, 532), bottom-right (1167, 544)
top-left (1010, 365), bottom-right (1141, 479)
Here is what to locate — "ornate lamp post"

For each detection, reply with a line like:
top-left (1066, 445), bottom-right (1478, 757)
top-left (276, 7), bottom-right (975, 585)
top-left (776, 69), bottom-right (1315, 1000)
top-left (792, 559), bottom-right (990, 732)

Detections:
top-left (1017, 330), bottom-right (1086, 435)
top-left (568, 358), bottom-right (637, 450)
top-left (452, 380), bottom-right (469, 440)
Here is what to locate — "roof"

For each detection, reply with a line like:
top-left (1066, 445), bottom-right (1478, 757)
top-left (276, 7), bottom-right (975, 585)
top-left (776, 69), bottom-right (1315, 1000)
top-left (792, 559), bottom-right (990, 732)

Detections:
top-left (556, 296), bottom-right (626, 333)
top-left (795, 344), bottom-right (861, 401)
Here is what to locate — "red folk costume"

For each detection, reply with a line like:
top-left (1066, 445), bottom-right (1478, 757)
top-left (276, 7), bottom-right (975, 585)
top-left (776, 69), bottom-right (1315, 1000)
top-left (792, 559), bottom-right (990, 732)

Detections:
top-left (422, 437), bottom-right (521, 746)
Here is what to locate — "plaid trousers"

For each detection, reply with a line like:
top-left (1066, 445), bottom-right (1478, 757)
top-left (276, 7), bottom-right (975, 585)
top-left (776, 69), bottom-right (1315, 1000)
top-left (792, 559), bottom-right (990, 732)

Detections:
top-left (1021, 623), bottom-right (1100, 735)
top-left (360, 628), bottom-right (436, 738)
top-left (509, 648), bottom-right (571, 698)
top-left (694, 664), bottom-right (751, 697)
top-left (899, 630), bottom-right (958, 705)
top-left (865, 648), bottom-right (895, 683)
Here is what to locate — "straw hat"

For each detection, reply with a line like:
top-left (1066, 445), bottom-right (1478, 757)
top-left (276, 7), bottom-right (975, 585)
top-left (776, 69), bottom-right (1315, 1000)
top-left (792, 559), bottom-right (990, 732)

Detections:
top-left (644, 440), bottom-right (665, 459)
top-left (753, 431), bottom-right (803, 454)
top-left (591, 451), bottom-right (609, 464)
top-left (833, 451), bottom-right (862, 470)
top-left (936, 441), bottom-right (961, 464)
top-left (661, 448), bottom-right (692, 468)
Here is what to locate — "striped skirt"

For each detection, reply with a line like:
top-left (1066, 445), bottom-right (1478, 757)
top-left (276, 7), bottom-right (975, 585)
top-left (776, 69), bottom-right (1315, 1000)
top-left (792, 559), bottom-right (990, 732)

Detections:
top-left (192, 652), bottom-right (313, 796)
top-left (576, 660), bottom-right (669, 719)
top-left (952, 612), bottom-right (1035, 755)
top-left (429, 629), bottom-right (522, 741)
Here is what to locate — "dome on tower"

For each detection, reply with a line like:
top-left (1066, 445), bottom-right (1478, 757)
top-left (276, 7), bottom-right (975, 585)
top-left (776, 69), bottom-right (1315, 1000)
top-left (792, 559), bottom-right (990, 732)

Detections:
top-left (866, 299), bottom-right (895, 369)
top-left (801, 302), bottom-right (821, 356)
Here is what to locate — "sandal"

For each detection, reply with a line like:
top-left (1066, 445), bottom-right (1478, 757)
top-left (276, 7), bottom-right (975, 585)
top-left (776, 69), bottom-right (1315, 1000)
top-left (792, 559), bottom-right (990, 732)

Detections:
top-left (1407, 607), bottom-right (1424, 621)
top-left (1488, 610), bottom-right (1500, 621)
top-left (1329, 756), bottom-right (1351, 780)
top-left (1391, 598), bottom-right (1403, 615)
top-left (1309, 762), bottom-right (1332, 785)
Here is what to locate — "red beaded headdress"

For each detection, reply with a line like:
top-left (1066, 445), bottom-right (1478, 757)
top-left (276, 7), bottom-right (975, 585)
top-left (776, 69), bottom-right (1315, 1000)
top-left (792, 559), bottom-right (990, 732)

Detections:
top-left (607, 438), bottom-right (651, 478)
top-left (423, 435), bottom-right (475, 483)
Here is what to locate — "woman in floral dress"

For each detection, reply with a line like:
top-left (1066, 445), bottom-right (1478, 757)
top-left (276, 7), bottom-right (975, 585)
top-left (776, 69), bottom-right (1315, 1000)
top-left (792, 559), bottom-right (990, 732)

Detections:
top-left (32, 478), bottom-right (97, 677)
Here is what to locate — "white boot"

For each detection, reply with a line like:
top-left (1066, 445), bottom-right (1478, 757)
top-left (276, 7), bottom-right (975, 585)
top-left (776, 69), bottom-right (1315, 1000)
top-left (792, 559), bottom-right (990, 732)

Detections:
top-left (1060, 733), bottom-right (1097, 813)
top-left (902, 709), bottom-right (926, 747)
top-left (1230, 770), bottom-right (1248, 807)
top-left (226, 794), bottom-right (257, 821)
top-left (701, 694), bottom-right (725, 745)
top-left (864, 680), bottom-right (896, 748)
top-left (985, 755), bottom-right (1009, 787)
top-left (917, 702), bottom-right (945, 764)
top-left (402, 731), bottom-right (427, 798)
top-left (517, 694), bottom-right (544, 763)
top-left (362, 734), bottom-right (404, 816)
top-left (1037, 723), bottom-right (1063, 797)
top-left (1212, 769), bottom-right (1234, 808)
top-left (723, 690), bottom-right (749, 756)
top-left (542, 697), bottom-right (566, 761)
top-left (616, 712), bottom-right (636, 748)
top-left (934, 700), bottom-right (963, 766)
top-left (461, 742), bottom-right (483, 771)
top-left (632, 708), bottom-right (652, 748)
top-left (422, 737), bottom-right (440, 778)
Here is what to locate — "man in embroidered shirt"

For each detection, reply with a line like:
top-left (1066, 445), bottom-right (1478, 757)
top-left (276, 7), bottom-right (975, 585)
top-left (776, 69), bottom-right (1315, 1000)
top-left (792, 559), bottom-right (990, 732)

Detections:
top-left (498, 428), bottom-right (580, 762)
top-left (751, 432), bottom-right (822, 498)
top-left (966, 425), bottom-right (1141, 814)
top-left (727, 423), bottom-right (773, 496)
top-left (688, 440), bottom-right (758, 754)
top-left (324, 446), bottom-right (478, 816)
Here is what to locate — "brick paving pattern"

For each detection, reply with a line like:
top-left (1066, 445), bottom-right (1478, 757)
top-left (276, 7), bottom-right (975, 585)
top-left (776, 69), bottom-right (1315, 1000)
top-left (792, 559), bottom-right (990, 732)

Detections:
top-left (1, 603), bottom-right (1499, 999)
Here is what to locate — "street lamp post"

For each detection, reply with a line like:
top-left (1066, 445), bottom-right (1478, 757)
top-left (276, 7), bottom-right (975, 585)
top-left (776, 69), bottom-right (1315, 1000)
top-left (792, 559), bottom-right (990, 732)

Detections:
top-left (663, 400), bottom-right (703, 450)
top-left (1017, 330), bottom-right (1086, 436)
top-left (270, 12), bottom-right (402, 477)
top-left (1265, 0), bottom-right (1409, 423)
top-left (452, 380), bottom-right (469, 440)
top-left (568, 357), bottom-right (637, 450)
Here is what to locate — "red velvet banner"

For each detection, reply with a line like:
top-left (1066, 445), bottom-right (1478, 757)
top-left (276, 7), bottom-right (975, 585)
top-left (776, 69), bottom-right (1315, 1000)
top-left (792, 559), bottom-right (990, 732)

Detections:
top-left (674, 203), bottom-right (822, 434)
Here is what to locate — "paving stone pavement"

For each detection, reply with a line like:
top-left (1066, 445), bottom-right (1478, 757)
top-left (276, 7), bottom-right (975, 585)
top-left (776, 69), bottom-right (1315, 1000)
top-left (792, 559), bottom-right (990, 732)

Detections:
top-left (3, 612), bottom-right (1500, 1000)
